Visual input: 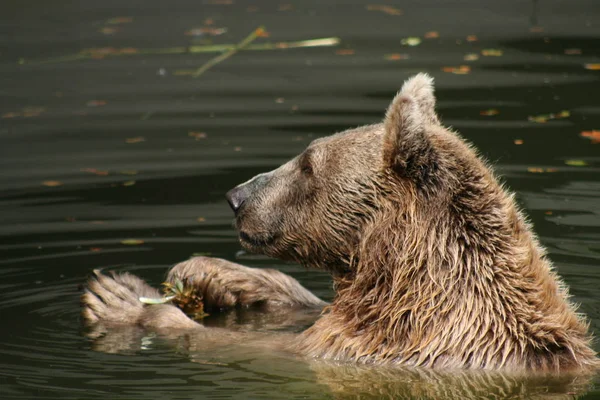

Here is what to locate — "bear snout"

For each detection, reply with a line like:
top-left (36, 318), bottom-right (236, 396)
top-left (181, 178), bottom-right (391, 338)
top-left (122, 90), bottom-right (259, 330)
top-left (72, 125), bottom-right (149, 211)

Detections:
top-left (226, 172), bottom-right (273, 214)
top-left (226, 185), bottom-right (248, 214)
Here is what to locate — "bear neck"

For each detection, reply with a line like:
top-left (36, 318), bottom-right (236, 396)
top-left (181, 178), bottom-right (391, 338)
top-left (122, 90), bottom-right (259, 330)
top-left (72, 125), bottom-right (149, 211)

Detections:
top-left (306, 182), bottom-right (596, 370)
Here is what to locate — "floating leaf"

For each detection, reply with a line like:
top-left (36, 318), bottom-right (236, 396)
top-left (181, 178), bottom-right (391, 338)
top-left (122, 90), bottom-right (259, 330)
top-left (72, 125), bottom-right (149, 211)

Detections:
top-left (481, 49), bottom-right (503, 57)
top-left (480, 109), bottom-right (499, 116)
top-left (564, 48), bottom-right (582, 55)
top-left (335, 49), bottom-right (355, 55)
top-left (584, 63), bottom-right (600, 70)
top-left (442, 65), bottom-right (471, 75)
top-left (126, 136), bottom-right (145, 144)
top-left (527, 167), bottom-right (544, 173)
top-left (234, 146), bottom-right (242, 152)
top-left (514, 139), bottom-right (524, 145)
top-left (464, 53), bottom-right (479, 61)
top-left (122, 180), bottom-right (136, 186)
top-left (81, 168), bottom-right (109, 176)
top-left (185, 27), bottom-right (228, 37)
top-left (424, 31), bottom-right (439, 39)
top-left (42, 180), bottom-right (63, 187)
top-left (580, 130), bottom-right (600, 144)
top-left (401, 37), bottom-right (421, 46)
top-left (384, 53), bottom-right (409, 61)
top-left (256, 29), bottom-right (270, 38)
top-left (526, 167), bottom-right (556, 173)
top-left (188, 131), bottom-right (207, 140)
top-left (466, 35), bottom-right (478, 42)
top-left (120, 239), bottom-right (144, 245)
top-left (89, 247), bottom-right (103, 252)
top-left (528, 110), bottom-right (570, 123)
top-left (366, 5), bottom-right (403, 15)
top-left (3, 107), bottom-right (46, 118)
top-left (565, 160), bottom-right (588, 167)
top-left (99, 27), bottom-right (119, 35)
top-left (197, 217), bottom-right (206, 222)
top-left (275, 97), bottom-right (285, 103)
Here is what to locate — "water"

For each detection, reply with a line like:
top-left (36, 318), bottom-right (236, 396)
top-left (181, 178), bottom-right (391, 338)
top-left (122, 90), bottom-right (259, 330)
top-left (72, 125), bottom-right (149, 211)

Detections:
top-left (1, 0), bottom-right (600, 398)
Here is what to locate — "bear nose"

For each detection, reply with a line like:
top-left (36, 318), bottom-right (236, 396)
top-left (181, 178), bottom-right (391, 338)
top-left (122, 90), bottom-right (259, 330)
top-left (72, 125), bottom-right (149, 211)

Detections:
top-left (226, 186), bottom-right (248, 214)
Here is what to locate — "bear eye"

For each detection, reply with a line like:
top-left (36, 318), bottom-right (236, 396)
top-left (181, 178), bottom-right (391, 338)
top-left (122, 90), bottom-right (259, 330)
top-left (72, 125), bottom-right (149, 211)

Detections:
top-left (300, 153), bottom-right (313, 175)
top-left (301, 163), bottom-right (313, 175)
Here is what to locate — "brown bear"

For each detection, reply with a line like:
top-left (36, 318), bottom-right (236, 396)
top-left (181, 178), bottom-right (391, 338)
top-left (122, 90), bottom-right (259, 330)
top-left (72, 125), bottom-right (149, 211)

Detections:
top-left (82, 73), bottom-right (598, 373)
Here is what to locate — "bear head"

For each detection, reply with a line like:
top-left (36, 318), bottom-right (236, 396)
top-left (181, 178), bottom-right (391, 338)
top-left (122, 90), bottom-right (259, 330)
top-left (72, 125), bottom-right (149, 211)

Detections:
top-left (226, 73), bottom-right (489, 275)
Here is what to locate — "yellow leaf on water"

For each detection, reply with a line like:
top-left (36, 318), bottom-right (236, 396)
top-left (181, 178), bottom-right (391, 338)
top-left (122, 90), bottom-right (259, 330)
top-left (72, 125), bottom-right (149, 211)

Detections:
top-left (466, 35), bottom-right (478, 42)
top-left (366, 5), bottom-right (403, 15)
top-left (99, 27), bottom-right (119, 35)
top-left (42, 180), bottom-right (63, 187)
top-left (121, 239), bottom-right (144, 245)
top-left (464, 53), bottom-right (479, 61)
top-left (584, 63), bottom-right (600, 70)
top-left (514, 139), bottom-right (524, 145)
top-left (126, 136), bottom-right (145, 144)
top-left (188, 131), bottom-right (207, 140)
top-left (401, 37), bottom-right (421, 46)
top-left (87, 100), bottom-right (107, 107)
top-left (481, 49), bottom-right (503, 56)
top-left (424, 31), bottom-right (439, 39)
top-left (480, 109), bottom-right (499, 116)
top-left (442, 65), bottom-right (471, 74)
top-left (528, 110), bottom-right (570, 123)
top-left (122, 180), bottom-right (136, 186)
top-left (564, 160), bottom-right (588, 167)
top-left (527, 167), bottom-right (544, 173)
top-left (197, 217), bottom-right (206, 222)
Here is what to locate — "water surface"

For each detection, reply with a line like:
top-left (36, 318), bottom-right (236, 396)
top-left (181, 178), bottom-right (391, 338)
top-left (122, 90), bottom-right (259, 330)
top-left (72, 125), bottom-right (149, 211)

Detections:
top-left (1, 0), bottom-right (600, 398)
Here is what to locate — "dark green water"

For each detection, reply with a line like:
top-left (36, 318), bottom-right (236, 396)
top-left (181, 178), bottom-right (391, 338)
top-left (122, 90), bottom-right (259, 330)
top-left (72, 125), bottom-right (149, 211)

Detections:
top-left (1, 0), bottom-right (600, 398)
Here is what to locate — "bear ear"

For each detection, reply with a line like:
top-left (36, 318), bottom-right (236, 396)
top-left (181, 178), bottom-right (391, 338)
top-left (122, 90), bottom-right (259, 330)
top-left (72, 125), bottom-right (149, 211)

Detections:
top-left (382, 73), bottom-right (438, 184)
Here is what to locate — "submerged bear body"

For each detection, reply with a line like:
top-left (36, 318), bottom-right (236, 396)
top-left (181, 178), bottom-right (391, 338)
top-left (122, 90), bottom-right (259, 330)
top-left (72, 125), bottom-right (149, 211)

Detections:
top-left (82, 74), bottom-right (598, 373)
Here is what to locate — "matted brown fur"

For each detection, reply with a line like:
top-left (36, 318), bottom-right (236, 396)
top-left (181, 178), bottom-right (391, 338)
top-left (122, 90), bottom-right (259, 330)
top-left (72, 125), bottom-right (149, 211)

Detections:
top-left (82, 74), bottom-right (598, 374)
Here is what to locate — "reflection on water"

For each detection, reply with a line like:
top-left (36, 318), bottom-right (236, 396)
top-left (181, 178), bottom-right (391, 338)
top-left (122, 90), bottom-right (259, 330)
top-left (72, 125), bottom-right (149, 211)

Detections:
top-left (1, 0), bottom-right (600, 398)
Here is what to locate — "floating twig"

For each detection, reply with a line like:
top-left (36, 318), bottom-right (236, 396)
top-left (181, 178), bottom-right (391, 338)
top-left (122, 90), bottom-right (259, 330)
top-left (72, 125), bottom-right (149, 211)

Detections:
top-left (191, 25), bottom-right (265, 78)
top-left (19, 37), bottom-right (340, 66)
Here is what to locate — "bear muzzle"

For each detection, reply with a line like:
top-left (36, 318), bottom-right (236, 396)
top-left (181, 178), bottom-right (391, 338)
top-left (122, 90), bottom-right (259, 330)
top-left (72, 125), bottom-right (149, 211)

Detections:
top-left (226, 172), bottom-right (273, 215)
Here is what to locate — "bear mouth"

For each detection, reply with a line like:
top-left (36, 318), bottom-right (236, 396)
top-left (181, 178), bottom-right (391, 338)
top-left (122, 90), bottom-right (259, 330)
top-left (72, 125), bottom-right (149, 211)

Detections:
top-left (239, 231), bottom-right (277, 248)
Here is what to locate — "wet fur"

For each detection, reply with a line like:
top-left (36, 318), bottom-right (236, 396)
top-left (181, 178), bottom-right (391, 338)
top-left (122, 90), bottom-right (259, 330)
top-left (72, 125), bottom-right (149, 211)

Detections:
top-left (82, 74), bottom-right (598, 373)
